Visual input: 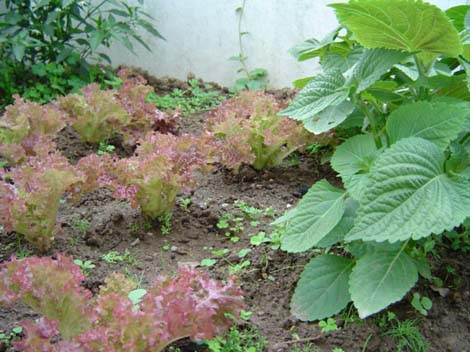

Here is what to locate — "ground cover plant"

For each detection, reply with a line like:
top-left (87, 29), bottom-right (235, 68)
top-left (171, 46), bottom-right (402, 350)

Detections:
top-left (0, 255), bottom-right (244, 351)
top-left (146, 78), bottom-right (225, 116)
top-left (277, 0), bottom-right (470, 322)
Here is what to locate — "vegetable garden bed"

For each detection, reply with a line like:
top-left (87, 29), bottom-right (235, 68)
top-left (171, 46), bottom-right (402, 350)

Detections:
top-left (0, 89), bottom-right (468, 351)
top-left (1, 0), bottom-right (470, 351)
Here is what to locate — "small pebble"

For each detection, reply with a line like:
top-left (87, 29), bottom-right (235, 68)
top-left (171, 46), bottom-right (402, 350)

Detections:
top-left (130, 238), bottom-right (140, 247)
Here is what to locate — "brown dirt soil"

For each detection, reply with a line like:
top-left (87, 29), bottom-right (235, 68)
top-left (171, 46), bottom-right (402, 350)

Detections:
top-left (0, 91), bottom-right (469, 352)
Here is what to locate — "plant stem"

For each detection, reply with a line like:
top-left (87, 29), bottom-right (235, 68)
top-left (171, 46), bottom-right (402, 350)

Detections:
top-left (414, 55), bottom-right (429, 100)
top-left (236, 0), bottom-right (250, 78)
top-left (359, 100), bottom-right (382, 148)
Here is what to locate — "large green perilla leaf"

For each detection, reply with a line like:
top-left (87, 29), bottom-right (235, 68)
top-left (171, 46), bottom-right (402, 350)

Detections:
top-left (289, 29), bottom-right (339, 62)
top-left (277, 180), bottom-right (346, 253)
top-left (347, 137), bottom-right (470, 243)
top-left (291, 255), bottom-right (353, 321)
top-left (349, 245), bottom-right (418, 318)
top-left (348, 48), bottom-right (410, 93)
top-left (331, 134), bottom-right (380, 200)
top-left (330, 0), bottom-right (463, 57)
top-left (386, 101), bottom-right (467, 150)
top-left (303, 100), bottom-right (354, 134)
top-left (280, 70), bottom-right (350, 134)
top-left (317, 198), bottom-right (359, 248)
top-left (445, 5), bottom-right (470, 32)
top-left (283, 48), bottom-right (408, 134)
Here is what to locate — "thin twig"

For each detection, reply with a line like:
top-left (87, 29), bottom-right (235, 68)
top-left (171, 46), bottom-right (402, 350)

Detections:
top-left (274, 334), bottom-right (323, 346)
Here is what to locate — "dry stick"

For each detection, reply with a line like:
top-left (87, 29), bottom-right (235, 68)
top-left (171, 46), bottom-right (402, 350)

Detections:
top-left (274, 334), bottom-right (323, 347)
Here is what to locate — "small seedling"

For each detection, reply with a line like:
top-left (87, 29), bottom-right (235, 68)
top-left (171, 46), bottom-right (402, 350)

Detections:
top-left (217, 213), bottom-right (244, 241)
top-left (201, 258), bottom-right (217, 267)
top-left (234, 200), bottom-right (274, 219)
top-left (130, 222), bottom-right (140, 234)
top-left (11, 236), bottom-right (31, 259)
top-left (288, 153), bottom-right (300, 167)
top-left (306, 142), bottom-right (327, 155)
top-left (146, 79), bottom-right (224, 116)
top-left (162, 240), bottom-right (170, 251)
top-left (240, 309), bottom-right (252, 321)
top-left (158, 214), bottom-right (172, 235)
top-left (212, 248), bottom-right (230, 256)
top-left (383, 319), bottom-right (428, 352)
top-left (123, 267), bottom-right (145, 288)
top-left (238, 248), bottom-right (251, 258)
top-left (72, 219), bottom-right (90, 234)
top-left (228, 260), bottom-right (250, 275)
top-left (205, 323), bottom-right (265, 352)
top-left (101, 250), bottom-right (136, 265)
top-left (0, 326), bottom-right (22, 346)
top-left (97, 142), bottom-right (116, 156)
top-left (249, 230), bottom-right (281, 250)
top-left (411, 293), bottom-right (432, 316)
top-left (211, 247), bottom-right (251, 274)
top-left (178, 197), bottom-right (192, 211)
top-left (318, 318), bottom-right (339, 333)
top-left (340, 304), bottom-right (362, 327)
top-left (73, 259), bottom-right (96, 276)
top-left (376, 311), bottom-right (397, 329)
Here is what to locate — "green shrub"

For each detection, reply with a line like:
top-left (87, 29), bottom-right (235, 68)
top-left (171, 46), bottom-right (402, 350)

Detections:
top-left (0, 0), bottom-right (163, 108)
top-left (276, 0), bottom-right (470, 321)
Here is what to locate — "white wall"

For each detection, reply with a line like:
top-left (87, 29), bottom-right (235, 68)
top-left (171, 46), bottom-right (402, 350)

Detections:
top-left (4, 0), bottom-right (465, 88)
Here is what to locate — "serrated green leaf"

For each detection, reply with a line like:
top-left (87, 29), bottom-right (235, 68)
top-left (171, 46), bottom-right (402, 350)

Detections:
top-left (331, 134), bottom-right (380, 200)
top-left (349, 245), bottom-right (418, 318)
top-left (280, 180), bottom-right (346, 253)
top-left (386, 101), bottom-right (467, 150)
top-left (330, 0), bottom-right (462, 57)
top-left (291, 255), bottom-right (353, 321)
top-left (432, 75), bottom-right (470, 100)
top-left (317, 198), bottom-right (359, 248)
top-left (321, 46), bottom-right (364, 73)
top-left (446, 5), bottom-right (470, 32)
top-left (459, 58), bottom-right (470, 92)
top-left (347, 241), bottom-right (402, 258)
top-left (463, 27), bottom-right (470, 42)
top-left (303, 100), bottom-right (355, 134)
top-left (348, 48), bottom-right (410, 92)
top-left (289, 29), bottom-right (339, 61)
top-left (292, 76), bottom-right (314, 89)
top-left (366, 81), bottom-right (404, 103)
top-left (395, 64), bottom-right (419, 81)
top-left (280, 70), bottom-right (349, 125)
top-left (347, 137), bottom-right (470, 243)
